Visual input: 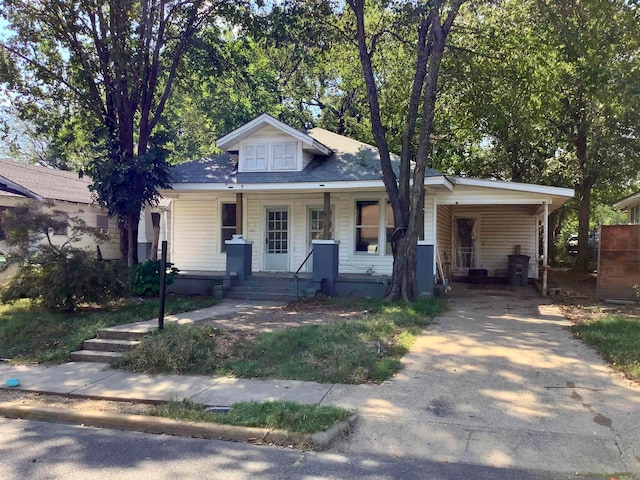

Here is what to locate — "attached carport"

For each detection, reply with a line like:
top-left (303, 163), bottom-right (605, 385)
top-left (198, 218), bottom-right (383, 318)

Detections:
top-left (426, 177), bottom-right (574, 294)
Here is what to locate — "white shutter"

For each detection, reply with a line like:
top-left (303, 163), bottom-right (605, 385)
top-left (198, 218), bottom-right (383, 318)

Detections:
top-left (272, 142), bottom-right (297, 170)
top-left (242, 143), bottom-right (268, 171)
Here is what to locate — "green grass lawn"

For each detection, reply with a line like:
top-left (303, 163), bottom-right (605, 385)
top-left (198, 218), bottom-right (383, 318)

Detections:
top-left (571, 314), bottom-right (640, 380)
top-left (0, 296), bottom-right (218, 363)
top-left (150, 399), bottom-right (352, 434)
top-left (117, 296), bottom-right (445, 384)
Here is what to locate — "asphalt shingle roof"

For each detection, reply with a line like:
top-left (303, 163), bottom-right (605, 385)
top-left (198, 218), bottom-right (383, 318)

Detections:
top-left (171, 127), bottom-right (442, 184)
top-left (0, 159), bottom-right (94, 203)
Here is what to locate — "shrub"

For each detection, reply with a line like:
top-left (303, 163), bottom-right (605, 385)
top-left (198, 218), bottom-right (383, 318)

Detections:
top-left (0, 203), bottom-right (129, 311)
top-left (131, 260), bottom-right (179, 296)
top-left (1, 249), bottom-right (129, 311)
top-left (115, 323), bottom-right (218, 374)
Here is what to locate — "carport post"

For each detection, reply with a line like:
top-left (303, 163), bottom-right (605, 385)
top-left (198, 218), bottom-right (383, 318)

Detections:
top-left (543, 203), bottom-right (549, 295)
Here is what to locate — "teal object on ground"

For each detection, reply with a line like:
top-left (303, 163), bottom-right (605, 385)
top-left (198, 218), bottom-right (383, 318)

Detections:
top-left (6, 378), bottom-right (20, 387)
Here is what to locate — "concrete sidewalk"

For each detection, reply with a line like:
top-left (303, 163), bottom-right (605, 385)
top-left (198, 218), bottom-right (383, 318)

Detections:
top-left (0, 362), bottom-right (335, 406)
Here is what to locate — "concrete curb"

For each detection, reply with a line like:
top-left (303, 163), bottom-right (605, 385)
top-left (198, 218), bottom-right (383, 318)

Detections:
top-left (310, 414), bottom-right (359, 449)
top-left (0, 403), bottom-right (357, 450)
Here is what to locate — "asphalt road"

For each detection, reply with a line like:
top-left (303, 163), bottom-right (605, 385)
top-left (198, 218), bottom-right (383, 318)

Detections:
top-left (0, 418), bottom-right (602, 480)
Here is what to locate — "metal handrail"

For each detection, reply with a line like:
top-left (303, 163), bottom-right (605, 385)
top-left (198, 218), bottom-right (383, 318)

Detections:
top-left (294, 249), bottom-right (314, 277)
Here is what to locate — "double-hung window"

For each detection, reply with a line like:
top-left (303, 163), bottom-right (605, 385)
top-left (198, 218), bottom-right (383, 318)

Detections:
top-left (355, 200), bottom-right (380, 254)
top-left (221, 203), bottom-right (237, 252)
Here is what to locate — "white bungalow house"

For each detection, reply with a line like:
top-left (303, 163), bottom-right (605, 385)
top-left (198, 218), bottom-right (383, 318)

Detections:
top-left (0, 159), bottom-right (120, 261)
top-left (162, 114), bottom-right (574, 297)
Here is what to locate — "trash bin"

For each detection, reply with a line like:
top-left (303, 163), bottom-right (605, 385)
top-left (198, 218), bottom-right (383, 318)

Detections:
top-left (507, 254), bottom-right (530, 286)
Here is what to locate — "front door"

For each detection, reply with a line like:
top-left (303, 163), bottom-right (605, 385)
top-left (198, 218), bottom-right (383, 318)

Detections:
top-left (264, 207), bottom-right (289, 271)
top-left (453, 216), bottom-right (478, 272)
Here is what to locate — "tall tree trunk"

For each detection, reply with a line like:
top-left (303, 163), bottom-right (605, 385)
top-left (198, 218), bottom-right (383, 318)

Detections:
top-left (574, 176), bottom-right (593, 273)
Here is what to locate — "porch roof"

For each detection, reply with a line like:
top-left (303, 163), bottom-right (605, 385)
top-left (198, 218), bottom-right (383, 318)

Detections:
top-left (613, 191), bottom-right (640, 210)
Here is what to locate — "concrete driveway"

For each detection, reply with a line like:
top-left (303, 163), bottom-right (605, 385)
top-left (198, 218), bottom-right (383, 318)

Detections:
top-left (323, 286), bottom-right (640, 477)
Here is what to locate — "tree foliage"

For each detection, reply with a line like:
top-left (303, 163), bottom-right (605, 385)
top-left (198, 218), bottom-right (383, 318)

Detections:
top-left (0, 0), bottom-right (246, 265)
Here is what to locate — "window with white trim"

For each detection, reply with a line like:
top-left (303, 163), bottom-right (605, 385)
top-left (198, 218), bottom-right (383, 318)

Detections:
top-left (271, 142), bottom-right (297, 170)
top-left (355, 200), bottom-right (380, 254)
top-left (631, 205), bottom-right (640, 224)
top-left (243, 143), bottom-right (268, 171)
top-left (221, 203), bottom-right (237, 252)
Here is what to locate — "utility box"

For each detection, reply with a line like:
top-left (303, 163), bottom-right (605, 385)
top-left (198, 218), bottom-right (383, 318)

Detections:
top-left (508, 254), bottom-right (530, 286)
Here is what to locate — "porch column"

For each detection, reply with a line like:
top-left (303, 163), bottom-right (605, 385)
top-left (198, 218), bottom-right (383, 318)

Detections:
top-left (236, 193), bottom-right (243, 235)
top-left (543, 202), bottom-right (549, 295)
top-left (137, 207), bottom-right (153, 261)
top-left (226, 236), bottom-right (252, 281)
top-left (416, 241), bottom-right (435, 297)
top-left (323, 192), bottom-right (331, 240)
top-left (312, 240), bottom-right (339, 296)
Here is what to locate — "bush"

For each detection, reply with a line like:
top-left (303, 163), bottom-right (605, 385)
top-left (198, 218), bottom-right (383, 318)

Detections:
top-left (0, 203), bottom-right (129, 311)
top-left (1, 249), bottom-right (129, 312)
top-left (115, 323), bottom-right (218, 374)
top-left (131, 260), bottom-right (179, 296)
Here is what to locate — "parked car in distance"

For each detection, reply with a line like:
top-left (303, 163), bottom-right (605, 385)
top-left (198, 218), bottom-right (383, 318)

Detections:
top-left (565, 230), bottom-right (599, 259)
top-left (566, 234), bottom-right (579, 255)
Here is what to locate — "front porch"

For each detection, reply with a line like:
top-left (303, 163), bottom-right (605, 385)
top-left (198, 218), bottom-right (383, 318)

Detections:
top-left (168, 270), bottom-right (393, 300)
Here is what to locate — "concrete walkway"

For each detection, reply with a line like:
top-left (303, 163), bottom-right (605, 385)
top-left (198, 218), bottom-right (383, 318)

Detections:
top-left (323, 287), bottom-right (640, 476)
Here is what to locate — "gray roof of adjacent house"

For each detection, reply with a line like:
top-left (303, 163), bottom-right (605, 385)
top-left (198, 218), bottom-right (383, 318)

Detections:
top-left (170, 127), bottom-right (442, 184)
top-left (0, 159), bottom-right (94, 204)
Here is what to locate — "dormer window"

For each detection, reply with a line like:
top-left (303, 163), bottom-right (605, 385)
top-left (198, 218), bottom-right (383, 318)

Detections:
top-left (240, 141), bottom-right (299, 172)
top-left (272, 142), bottom-right (297, 170)
top-left (243, 144), bottom-right (268, 170)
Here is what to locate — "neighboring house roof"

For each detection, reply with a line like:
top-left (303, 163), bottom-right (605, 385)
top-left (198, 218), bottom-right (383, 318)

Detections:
top-left (613, 192), bottom-right (640, 210)
top-left (0, 159), bottom-right (93, 204)
top-left (171, 126), bottom-right (442, 185)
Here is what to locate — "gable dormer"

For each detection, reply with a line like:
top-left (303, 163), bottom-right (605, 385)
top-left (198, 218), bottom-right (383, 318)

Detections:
top-left (216, 114), bottom-right (331, 173)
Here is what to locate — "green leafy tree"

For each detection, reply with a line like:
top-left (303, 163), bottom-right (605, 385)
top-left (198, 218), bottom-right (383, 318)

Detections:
top-left (343, 0), bottom-right (467, 301)
top-left (536, 0), bottom-right (640, 272)
top-left (0, 0), bottom-right (245, 265)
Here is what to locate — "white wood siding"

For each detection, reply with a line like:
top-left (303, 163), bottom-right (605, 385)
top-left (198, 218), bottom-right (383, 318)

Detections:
top-left (424, 193), bottom-right (436, 243)
top-left (449, 205), bottom-right (538, 278)
top-left (168, 191), bottom-right (541, 278)
top-left (172, 199), bottom-right (220, 271)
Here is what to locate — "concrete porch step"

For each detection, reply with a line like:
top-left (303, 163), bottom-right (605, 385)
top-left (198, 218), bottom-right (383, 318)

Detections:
top-left (224, 291), bottom-right (301, 302)
top-left (69, 350), bottom-right (123, 363)
top-left (82, 338), bottom-right (139, 353)
top-left (96, 326), bottom-right (153, 341)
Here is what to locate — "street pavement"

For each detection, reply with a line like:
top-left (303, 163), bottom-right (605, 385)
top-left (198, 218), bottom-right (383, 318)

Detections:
top-left (0, 418), bottom-right (603, 480)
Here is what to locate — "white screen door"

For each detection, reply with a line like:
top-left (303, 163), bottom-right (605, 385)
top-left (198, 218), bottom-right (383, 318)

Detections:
top-left (264, 207), bottom-right (289, 271)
